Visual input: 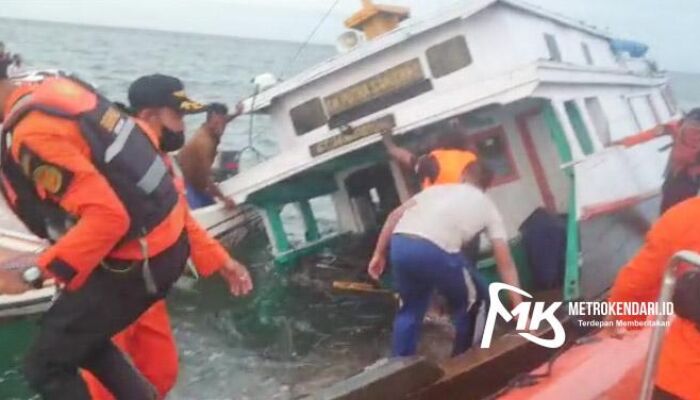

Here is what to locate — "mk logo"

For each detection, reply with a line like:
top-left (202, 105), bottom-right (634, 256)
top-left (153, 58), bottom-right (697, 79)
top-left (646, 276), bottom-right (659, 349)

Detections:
top-left (481, 283), bottom-right (565, 349)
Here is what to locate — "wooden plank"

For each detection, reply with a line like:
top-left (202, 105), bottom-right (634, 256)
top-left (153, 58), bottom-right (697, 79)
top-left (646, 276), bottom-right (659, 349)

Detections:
top-left (307, 357), bottom-right (443, 400)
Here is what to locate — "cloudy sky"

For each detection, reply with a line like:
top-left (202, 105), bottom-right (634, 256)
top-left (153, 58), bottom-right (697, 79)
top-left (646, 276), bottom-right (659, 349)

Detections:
top-left (1, 0), bottom-right (698, 72)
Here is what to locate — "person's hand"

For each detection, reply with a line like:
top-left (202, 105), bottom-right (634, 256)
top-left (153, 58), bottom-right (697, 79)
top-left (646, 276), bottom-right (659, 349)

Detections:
top-left (368, 254), bottom-right (386, 281)
top-left (219, 258), bottom-right (253, 296)
top-left (234, 101), bottom-right (244, 116)
top-left (223, 197), bottom-right (237, 210)
top-left (0, 268), bottom-right (32, 295)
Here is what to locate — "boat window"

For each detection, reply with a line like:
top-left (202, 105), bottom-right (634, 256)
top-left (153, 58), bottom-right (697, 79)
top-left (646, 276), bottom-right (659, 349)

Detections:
top-left (544, 34), bottom-right (562, 62)
top-left (585, 97), bottom-right (611, 145)
top-left (581, 43), bottom-right (594, 65)
top-left (661, 85), bottom-right (678, 116)
top-left (647, 94), bottom-right (661, 124)
top-left (290, 98), bottom-right (328, 136)
top-left (628, 95), bottom-right (658, 131)
top-left (626, 97), bottom-right (643, 131)
top-left (564, 101), bottom-right (594, 155)
top-left (426, 35), bottom-right (472, 78)
top-left (470, 126), bottom-right (519, 186)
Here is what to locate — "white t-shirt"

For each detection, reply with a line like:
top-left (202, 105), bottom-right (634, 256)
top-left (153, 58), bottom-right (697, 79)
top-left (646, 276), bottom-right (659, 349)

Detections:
top-left (394, 184), bottom-right (507, 253)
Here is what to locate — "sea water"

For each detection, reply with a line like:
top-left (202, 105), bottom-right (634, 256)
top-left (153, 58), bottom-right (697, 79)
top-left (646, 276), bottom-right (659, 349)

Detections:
top-left (1, 17), bottom-right (700, 400)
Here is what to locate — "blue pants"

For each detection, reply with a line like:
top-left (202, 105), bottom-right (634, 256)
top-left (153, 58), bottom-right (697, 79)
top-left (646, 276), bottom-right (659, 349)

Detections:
top-left (390, 234), bottom-right (489, 357)
top-left (185, 182), bottom-right (215, 209)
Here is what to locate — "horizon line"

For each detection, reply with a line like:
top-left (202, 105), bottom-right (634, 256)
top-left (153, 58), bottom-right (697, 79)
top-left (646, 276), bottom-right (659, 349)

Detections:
top-left (0, 15), bottom-right (336, 48)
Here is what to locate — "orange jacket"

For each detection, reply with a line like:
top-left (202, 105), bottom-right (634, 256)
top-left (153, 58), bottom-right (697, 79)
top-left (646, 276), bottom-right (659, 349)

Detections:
top-left (3, 85), bottom-right (226, 290)
top-left (420, 149), bottom-right (477, 188)
top-left (609, 197), bottom-right (700, 399)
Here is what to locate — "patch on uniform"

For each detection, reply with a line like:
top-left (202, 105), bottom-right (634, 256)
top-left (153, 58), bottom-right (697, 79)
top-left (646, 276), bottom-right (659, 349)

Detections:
top-left (32, 165), bottom-right (68, 195)
top-left (19, 145), bottom-right (73, 197)
top-left (99, 106), bottom-right (122, 133)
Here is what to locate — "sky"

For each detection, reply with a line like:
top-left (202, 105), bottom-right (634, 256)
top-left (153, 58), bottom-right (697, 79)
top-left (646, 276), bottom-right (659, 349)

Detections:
top-left (0, 0), bottom-right (698, 72)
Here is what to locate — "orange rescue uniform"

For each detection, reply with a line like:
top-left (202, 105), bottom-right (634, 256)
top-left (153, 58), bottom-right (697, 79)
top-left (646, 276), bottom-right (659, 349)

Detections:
top-left (609, 197), bottom-right (700, 400)
top-left (82, 120), bottom-right (234, 400)
top-left (2, 82), bottom-right (232, 399)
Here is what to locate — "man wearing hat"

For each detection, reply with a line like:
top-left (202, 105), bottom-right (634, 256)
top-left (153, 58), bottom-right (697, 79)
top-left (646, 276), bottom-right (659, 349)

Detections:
top-left (82, 74), bottom-right (254, 400)
top-left (0, 67), bottom-right (251, 399)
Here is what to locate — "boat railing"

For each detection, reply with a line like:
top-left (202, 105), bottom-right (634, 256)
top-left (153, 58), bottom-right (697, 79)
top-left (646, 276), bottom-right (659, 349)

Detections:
top-left (639, 250), bottom-right (700, 400)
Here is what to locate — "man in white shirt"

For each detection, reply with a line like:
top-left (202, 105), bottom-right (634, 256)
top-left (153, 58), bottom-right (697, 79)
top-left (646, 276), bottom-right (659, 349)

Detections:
top-left (368, 162), bottom-right (523, 356)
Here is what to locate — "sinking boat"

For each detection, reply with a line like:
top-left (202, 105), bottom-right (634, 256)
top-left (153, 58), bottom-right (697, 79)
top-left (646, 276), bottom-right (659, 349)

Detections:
top-left (0, 0), bottom-right (684, 397)
top-left (230, 0), bottom-right (677, 300)
top-left (220, 0), bottom-right (679, 397)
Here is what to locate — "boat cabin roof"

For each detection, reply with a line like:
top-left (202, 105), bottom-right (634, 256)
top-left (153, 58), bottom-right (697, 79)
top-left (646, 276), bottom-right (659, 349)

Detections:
top-left (245, 0), bottom-right (611, 113)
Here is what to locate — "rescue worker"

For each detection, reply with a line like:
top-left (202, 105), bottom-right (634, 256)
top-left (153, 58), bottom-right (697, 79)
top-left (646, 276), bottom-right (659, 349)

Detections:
top-left (367, 162), bottom-right (523, 356)
top-left (660, 108), bottom-right (700, 213)
top-left (0, 70), bottom-right (252, 399)
top-left (607, 196), bottom-right (700, 399)
top-left (383, 122), bottom-right (481, 322)
top-left (382, 118), bottom-right (478, 190)
top-left (177, 101), bottom-right (243, 209)
top-left (82, 74), bottom-right (253, 400)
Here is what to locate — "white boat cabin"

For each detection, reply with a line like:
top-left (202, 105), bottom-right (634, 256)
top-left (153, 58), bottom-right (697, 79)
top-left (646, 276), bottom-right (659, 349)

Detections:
top-left (213, 0), bottom-right (679, 298)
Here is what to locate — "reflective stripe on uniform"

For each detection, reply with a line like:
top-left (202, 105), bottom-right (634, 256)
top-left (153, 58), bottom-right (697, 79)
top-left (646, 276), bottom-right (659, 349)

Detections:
top-left (105, 119), bottom-right (135, 162)
top-left (138, 157), bottom-right (167, 194)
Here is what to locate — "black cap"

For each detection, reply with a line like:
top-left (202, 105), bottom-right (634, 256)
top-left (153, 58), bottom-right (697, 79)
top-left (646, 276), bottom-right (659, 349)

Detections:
top-left (128, 74), bottom-right (207, 114)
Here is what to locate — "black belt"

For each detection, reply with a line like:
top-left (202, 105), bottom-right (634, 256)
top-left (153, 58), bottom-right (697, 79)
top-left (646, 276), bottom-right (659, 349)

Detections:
top-left (100, 258), bottom-right (142, 273)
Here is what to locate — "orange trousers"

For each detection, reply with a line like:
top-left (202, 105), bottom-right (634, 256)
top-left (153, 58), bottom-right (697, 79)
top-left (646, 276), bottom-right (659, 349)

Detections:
top-left (82, 300), bottom-right (179, 399)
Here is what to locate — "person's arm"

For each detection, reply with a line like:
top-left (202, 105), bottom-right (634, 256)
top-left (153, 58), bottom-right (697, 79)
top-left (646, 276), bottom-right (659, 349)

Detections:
top-left (381, 130), bottom-right (416, 170)
top-left (16, 123), bottom-right (131, 291)
top-left (183, 210), bottom-right (252, 296)
top-left (225, 102), bottom-right (245, 123)
top-left (188, 141), bottom-right (235, 208)
top-left (484, 201), bottom-right (523, 307)
top-left (368, 199), bottom-right (416, 280)
top-left (492, 239), bottom-right (523, 307)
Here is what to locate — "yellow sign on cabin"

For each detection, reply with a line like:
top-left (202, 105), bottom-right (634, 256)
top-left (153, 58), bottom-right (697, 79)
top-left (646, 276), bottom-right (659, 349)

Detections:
top-left (310, 114), bottom-right (396, 157)
top-left (323, 59), bottom-right (424, 117)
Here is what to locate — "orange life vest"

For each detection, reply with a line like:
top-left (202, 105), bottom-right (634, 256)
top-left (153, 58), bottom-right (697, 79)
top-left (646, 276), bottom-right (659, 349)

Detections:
top-left (0, 76), bottom-right (180, 245)
top-left (420, 149), bottom-right (478, 188)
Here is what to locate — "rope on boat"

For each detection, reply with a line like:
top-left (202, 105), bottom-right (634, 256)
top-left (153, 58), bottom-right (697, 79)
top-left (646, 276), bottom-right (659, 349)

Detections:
top-left (282, 0), bottom-right (343, 78)
top-left (240, 0), bottom-right (343, 162)
top-left (239, 86), bottom-right (265, 162)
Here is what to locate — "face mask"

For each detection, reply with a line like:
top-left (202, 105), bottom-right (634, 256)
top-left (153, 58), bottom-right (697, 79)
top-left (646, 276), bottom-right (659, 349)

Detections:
top-left (160, 127), bottom-right (185, 152)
